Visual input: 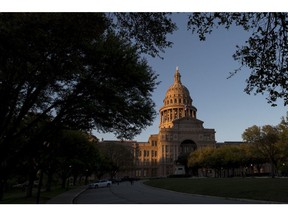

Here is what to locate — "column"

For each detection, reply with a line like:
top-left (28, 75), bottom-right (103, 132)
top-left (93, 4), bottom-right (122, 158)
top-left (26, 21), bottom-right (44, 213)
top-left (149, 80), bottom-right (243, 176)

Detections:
top-left (167, 110), bottom-right (169, 121)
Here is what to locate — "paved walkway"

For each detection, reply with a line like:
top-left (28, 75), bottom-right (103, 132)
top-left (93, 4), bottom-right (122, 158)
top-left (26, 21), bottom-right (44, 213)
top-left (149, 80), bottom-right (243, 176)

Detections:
top-left (46, 185), bottom-right (88, 204)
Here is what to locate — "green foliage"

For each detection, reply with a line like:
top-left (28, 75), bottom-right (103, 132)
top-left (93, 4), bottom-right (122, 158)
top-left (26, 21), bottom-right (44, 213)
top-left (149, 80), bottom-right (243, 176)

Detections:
top-left (188, 146), bottom-right (215, 168)
top-left (242, 117), bottom-right (288, 176)
top-left (242, 124), bottom-right (280, 162)
top-left (188, 143), bottom-right (269, 175)
top-left (188, 13), bottom-right (288, 106)
top-left (97, 142), bottom-right (135, 178)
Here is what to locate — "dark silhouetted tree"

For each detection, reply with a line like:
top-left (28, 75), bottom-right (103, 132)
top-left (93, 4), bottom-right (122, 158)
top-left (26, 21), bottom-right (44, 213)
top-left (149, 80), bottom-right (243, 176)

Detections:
top-left (0, 13), bottom-right (176, 200)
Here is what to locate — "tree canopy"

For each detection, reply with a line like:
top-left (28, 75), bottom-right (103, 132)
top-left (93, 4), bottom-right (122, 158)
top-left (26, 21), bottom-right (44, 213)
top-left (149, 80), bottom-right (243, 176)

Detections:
top-left (242, 120), bottom-right (288, 177)
top-left (0, 13), bottom-right (176, 147)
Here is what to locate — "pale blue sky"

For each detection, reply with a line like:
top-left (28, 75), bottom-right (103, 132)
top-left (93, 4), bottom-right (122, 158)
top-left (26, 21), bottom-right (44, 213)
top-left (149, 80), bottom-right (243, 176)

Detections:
top-left (94, 13), bottom-right (287, 143)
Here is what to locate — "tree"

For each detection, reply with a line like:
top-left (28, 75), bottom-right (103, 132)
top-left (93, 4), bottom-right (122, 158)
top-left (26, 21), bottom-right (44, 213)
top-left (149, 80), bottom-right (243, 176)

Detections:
top-left (188, 13), bottom-right (288, 106)
top-left (0, 13), bottom-right (176, 200)
top-left (188, 144), bottom-right (267, 178)
top-left (4, 113), bottom-right (53, 198)
top-left (50, 130), bottom-right (100, 190)
top-left (97, 142), bottom-right (135, 179)
top-left (276, 116), bottom-right (288, 175)
top-left (113, 13), bottom-right (177, 58)
top-left (242, 124), bottom-right (280, 177)
top-left (188, 147), bottom-right (215, 177)
top-left (240, 143), bottom-right (267, 175)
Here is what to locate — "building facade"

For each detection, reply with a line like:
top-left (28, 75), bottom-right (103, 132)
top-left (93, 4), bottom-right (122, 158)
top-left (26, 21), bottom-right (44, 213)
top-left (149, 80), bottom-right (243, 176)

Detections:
top-left (96, 67), bottom-right (274, 178)
top-left (133, 67), bottom-right (216, 177)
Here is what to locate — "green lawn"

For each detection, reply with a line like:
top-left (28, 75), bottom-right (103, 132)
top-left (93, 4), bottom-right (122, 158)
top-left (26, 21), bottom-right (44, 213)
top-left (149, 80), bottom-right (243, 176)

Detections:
top-left (144, 177), bottom-right (288, 203)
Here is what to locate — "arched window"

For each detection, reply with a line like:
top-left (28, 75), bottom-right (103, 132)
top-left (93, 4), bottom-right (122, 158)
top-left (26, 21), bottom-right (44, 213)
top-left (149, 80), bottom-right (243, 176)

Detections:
top-left (180, 140), bottom-right (197, 154)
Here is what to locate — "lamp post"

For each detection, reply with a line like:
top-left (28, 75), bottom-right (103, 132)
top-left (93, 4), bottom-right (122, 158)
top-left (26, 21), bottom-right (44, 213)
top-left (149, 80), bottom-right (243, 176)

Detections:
top-left (66, 165), bottom-right (72, 190)
top-left (85, 169), bottom-right (89, 185)
top-left (36, 141), bottom-right (50, 204)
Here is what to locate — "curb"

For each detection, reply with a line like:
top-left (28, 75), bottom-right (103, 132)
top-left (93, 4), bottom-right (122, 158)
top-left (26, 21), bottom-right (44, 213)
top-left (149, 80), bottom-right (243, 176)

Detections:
top-left (72, 187), bottom-right (88, 204)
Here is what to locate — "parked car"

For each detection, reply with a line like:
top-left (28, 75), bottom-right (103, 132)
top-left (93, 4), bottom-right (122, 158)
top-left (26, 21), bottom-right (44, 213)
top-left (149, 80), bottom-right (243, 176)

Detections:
top-left (88, 179), bottom-right (112, 189)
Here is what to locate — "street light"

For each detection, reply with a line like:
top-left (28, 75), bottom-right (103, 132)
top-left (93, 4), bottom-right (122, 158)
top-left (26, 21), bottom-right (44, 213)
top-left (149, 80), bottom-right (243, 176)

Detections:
top-left (66, 165), bottom-right (72, 190)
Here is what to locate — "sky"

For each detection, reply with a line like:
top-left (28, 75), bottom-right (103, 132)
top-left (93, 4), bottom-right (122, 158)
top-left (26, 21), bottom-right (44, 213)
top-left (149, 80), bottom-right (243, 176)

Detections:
top-left (94, 13), bottom-right (287, 143)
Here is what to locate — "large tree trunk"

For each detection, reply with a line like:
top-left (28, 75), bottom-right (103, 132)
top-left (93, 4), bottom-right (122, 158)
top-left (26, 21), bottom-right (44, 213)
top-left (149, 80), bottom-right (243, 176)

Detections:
top-left (46, 171), bottom-right (53, 192)
top-left (36, 169), bottom-right (43, 204)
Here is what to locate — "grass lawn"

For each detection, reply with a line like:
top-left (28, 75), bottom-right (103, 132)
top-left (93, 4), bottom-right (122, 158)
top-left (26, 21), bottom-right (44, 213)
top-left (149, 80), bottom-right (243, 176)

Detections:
top-left (144, 177), bottom-right (288, 203)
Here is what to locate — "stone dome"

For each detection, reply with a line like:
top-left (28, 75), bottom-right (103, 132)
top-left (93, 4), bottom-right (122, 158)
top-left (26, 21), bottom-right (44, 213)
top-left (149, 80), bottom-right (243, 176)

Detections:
top-left (159, 67), bottom-right (197, 129)
top-left (163, 67), bottom-right (192, 107)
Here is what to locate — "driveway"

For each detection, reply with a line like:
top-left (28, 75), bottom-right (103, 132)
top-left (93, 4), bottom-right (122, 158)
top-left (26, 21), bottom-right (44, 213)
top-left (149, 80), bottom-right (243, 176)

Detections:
top-left (74, 180), bottom-right (266, 204)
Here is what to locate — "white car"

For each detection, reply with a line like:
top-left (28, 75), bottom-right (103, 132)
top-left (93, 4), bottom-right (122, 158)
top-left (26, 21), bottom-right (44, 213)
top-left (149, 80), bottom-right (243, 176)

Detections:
top-left (88, 179), bottom-right (112, 189)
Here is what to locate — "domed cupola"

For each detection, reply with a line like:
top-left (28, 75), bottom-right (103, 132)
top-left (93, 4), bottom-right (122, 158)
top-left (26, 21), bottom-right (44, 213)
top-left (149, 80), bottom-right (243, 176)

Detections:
top-left (159, 67), bottom-right (197, 128)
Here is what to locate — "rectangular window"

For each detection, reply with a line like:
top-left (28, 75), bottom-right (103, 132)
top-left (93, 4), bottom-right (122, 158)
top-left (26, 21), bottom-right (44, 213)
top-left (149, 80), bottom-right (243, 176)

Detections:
top-left (155, 151), bottom-right (157, 157)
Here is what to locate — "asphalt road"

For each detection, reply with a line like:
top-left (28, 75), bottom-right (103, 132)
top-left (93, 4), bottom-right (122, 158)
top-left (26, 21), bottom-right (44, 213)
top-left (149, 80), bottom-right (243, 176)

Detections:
top-left (74, 180), bottom-right (265, 204)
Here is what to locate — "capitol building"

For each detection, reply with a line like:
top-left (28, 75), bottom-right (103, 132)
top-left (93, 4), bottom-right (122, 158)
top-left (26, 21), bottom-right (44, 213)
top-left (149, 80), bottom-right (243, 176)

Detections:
top-left (99, 67), bottom-right (218, 177)
top-left (133, 67), bottom-right (216, 177)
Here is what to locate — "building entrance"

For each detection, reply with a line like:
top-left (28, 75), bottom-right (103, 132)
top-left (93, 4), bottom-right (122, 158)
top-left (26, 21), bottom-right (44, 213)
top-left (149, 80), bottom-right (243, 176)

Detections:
top-left (180, 139), bottom-right (197, 154)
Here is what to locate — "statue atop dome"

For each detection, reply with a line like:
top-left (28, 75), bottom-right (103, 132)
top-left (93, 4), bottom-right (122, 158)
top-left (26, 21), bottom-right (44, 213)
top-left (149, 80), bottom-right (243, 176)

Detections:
top-left (174, 66), bottom-right (181, 84)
